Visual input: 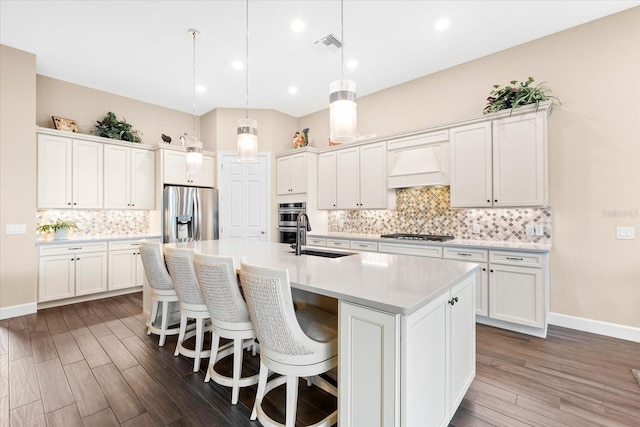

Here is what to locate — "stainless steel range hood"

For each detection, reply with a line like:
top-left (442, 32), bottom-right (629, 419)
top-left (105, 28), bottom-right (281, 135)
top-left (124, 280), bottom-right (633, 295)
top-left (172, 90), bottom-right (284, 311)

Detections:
top-left (387, 131), bottom-right (450, 189)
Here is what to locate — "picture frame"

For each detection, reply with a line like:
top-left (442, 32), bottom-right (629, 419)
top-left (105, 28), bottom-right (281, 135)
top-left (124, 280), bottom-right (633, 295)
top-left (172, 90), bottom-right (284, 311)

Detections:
top-left (52, 116), bottom-right (79, 132)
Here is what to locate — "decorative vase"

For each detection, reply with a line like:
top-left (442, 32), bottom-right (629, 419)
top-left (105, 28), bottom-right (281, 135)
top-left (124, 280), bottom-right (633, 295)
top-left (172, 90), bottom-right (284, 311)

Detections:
top-left (54, 228), bottom-right (69, 240)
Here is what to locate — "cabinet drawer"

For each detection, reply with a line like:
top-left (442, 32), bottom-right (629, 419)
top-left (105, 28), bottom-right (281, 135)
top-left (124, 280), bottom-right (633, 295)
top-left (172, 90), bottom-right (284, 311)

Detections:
top-left (39, 242), bottom-right (108, 256)
top-left (350, 241), bottom-right (378, 252)
top-left (327, 239), bottom-right (350, 249)
top-left (378, 243), bottom-right (442, 258)
top-left (109, 240), bottom-right (143, 251)
top-left (443, 247), bottom-right (488, 262)
top-left (307, 237), bottom-right (327, 247)
top-left (489, 251), bottom-right (543, 268)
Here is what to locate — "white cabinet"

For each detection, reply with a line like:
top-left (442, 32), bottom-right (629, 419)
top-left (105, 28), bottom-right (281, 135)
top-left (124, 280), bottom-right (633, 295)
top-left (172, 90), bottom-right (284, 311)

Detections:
top-left (450, 109), bottom-right (548, 208)
top-left (162, 149), bottom-right (215, 187)
top-left (37, 133), bottom-right (103, 209)
top-left (378, 242), bottom-right (443, 258)
top-left (108, 240), bottom-right (146, 291)
top-left (335, 141), bottom-right (389, 209)
top-left (443, 247), bottom-right (489, 316)
top-left (104, 145), bottom-right (155, 209)
top-left (276, 153), bottom-right (307, 195)
top-left (38, 242), bottom-right (108, 302)
top-left (317, 152), bottom-right (337, 209)
top-left (339, 272), bottom-right (475, 427)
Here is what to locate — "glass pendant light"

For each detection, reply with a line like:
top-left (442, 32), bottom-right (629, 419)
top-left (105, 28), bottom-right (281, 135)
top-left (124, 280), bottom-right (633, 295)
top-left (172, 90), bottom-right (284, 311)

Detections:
top-left (237, 0), bottom-right (258, 163)
top-left (329, 0), bottom-right (357, 144)
top-left (186, 28), bottom-right (203, 174)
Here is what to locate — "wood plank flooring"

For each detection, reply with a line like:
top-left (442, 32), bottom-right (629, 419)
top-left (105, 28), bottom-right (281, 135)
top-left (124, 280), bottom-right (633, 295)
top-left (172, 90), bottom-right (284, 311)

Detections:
top-left (0, 292), bottom-right (638, 426)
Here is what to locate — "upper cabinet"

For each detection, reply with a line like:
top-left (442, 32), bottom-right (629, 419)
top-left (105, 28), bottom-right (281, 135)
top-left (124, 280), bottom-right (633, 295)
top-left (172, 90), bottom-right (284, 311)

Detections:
top-left (37, 133), bottom-right (103, 209)
top-left (317, 152), bottom-right (337, 209)
top-left (104, 145), bottom-right (155, 209)
top-left (336, 141), bottom-right (390, 209)
top-left (161, 148), bottom-right (215, 188)
top-left (276, 153), bottom-right (307, 195)
top-left (450, 109), bottom-right (548, 208)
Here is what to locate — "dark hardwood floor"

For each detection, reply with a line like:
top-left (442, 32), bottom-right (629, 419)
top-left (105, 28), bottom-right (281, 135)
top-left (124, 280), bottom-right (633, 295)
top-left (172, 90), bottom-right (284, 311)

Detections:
top-left (1, 292), bottom-right (638, 426)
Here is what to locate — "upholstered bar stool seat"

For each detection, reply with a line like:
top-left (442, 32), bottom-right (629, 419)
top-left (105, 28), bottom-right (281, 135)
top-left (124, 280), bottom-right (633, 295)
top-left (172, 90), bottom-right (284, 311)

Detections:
top-left (239, 260), bottom-right (338, 427)
top-left (164, 246), bottom-right (212, 372)
top-left (139, 240), bottom-right (180, 347)
top-left (193, 253), bottom-right (259, 405)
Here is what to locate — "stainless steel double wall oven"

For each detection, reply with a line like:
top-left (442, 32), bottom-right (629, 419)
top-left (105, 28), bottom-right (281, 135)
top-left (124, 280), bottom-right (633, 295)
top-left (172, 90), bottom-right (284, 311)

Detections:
top-left (277, 202), bottom-right (306, 244)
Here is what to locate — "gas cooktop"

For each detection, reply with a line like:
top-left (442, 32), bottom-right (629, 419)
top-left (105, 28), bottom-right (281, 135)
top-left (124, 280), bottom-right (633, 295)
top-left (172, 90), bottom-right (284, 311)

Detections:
top-left (380, 233), bottom-right (455, 242)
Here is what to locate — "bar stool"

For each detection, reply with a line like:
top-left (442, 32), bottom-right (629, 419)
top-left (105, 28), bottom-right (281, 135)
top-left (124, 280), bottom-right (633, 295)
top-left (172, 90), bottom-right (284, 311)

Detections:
top-left (193, 253), bottom-right (259, 405)
top-left (239, 259), bottom-right (338, 427)
top-left (164, 247), bottom-right (212, 372)
top-left (139, 240), bottom-right (180, 346)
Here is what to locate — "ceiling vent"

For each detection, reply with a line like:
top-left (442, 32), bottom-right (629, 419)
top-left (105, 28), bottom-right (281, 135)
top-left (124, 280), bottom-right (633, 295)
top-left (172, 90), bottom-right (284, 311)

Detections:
top-left (314, 34), bottom-right (342, 53)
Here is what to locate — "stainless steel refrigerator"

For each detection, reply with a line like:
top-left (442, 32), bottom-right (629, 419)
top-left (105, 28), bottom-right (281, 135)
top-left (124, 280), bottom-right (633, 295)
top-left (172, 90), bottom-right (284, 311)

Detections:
top-left (162, 186), bottom-right (219, 243)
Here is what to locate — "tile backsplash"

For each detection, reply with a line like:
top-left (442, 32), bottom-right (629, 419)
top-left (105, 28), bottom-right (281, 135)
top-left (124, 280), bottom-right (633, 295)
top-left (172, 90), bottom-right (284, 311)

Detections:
top-left (328, 187), bottom-right (551, 243)
top-left (37, 210), bottom-right (150, 239)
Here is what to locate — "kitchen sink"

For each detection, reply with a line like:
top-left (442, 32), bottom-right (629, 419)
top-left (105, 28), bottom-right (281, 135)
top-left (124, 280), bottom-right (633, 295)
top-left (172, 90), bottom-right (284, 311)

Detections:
top-left (289, 249), bottom-right (356, 258)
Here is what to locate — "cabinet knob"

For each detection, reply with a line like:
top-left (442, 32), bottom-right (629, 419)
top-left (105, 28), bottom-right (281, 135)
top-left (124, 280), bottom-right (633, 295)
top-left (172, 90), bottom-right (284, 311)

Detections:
top-left (486, 200), bottom-right (490, 203)
top-left (73, 202), bottom-right (77, 205)
top-left (490, 269), bottom-right (494, 273)
top-left (482, 267), bottom-right (486, 271)
top-left (448, 297), bottom-right (458, 306)
top-left (494, 199), bottom-right (498, 203)
top-left (132, 204), bottom-right (135, 207)
top-left (67, 202), bottom-right (71, 205)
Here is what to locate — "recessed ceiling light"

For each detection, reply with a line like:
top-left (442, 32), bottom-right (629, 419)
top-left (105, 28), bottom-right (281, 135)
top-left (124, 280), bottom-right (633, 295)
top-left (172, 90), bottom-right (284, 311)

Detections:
top-left (291, 20), bottom-right (305, 33)
top-left (434, 18), bottom-right (451, 32)
top-left (196, 85), bottom-right (207, 93)
top-left (346, 59), bottom-right (358, 69)
top-left (232, 60), bottom-right (244, 70)
top-left (288, 86), bottom-right (298, 95)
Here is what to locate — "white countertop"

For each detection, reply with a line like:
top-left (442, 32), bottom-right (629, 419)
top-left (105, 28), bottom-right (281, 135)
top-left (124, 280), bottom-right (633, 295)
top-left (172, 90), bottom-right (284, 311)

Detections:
top-left (310, 232), bottom-right (551, 253)
top-left (36, 234), bottom-right (162, 245)
top-left (172, 240), bottom-right (479, 316)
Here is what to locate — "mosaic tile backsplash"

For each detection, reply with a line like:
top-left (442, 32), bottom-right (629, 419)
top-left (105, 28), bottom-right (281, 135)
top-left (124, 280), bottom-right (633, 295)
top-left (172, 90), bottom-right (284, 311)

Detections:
top-left (328, 187), bottom-right (551, 243)
top-left (37, 210), bottom-right (150, 239)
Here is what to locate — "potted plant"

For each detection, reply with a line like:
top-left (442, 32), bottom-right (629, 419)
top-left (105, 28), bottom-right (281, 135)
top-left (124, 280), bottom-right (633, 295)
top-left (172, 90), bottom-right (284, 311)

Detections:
top-left (93, 111), bottom-right (143, 143)
top-left (483, 77), bottom-right (558, 115)
top-left (37, 219), bottom-right (81, 240)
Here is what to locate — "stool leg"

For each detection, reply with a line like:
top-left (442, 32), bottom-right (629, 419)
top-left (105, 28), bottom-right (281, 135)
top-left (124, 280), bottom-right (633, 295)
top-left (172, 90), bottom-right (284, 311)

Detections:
top-left (174, 313), bottom-right (187, 357)
top-left (148, 297), bottom-right (159, 334)
top-left (194, 317), bottom-right (204, 372)
top-left (159, 300), bottom-right (169, 347)
top-left (285, 375), bottom-right (299, 427)
top-left (205, 333), bottom-right (221, 383)
top-left (231, 338), bottom-right (242, 405)
top-left (251, 360), bottom-right (269, 421)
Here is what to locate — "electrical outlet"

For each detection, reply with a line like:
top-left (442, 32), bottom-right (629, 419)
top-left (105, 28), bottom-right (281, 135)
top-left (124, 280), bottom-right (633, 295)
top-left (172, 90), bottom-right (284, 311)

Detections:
top-left (472, 223), bottom-right (481, 234)
top-left (616, 226), bottom-right (636, 240)
top-left (535, 225), bottom-right (544, 236)
top-left (525, 225), bottom-right (535, 236)
top-left (6, 224), bottom-right (26, 234)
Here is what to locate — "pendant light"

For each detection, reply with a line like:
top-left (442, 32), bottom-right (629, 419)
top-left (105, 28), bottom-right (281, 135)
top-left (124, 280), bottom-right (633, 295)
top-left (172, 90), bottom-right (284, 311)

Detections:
top-left (237, 0), bottom-right (258, 163)
top-left (329, 0), bottom-right (357, 143)
top-left (186, 28), bottom-right (203, 174)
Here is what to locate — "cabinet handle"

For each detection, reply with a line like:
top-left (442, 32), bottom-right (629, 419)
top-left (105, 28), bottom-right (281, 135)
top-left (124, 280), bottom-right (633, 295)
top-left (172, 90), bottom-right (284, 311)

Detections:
top-left (68, 247), bottom-right (82, 251)
top-left (448, 297), bottom-right (458, 305)
top-left (358, 244), bottom-right (368, 248)
top-left (506, 257), bottom-right (524, 261)
top-left (130, 243), bottom-right (139, 246)
top-left (457, 252), bottom-right (472, 257)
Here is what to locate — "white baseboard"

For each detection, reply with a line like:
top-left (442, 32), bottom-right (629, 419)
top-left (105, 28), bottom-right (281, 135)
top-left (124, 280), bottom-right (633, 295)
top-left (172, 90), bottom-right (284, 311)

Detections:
top-left (0, 302), bottom-right (37, 320)
top-left (549, 312), bottom-right (640, 343)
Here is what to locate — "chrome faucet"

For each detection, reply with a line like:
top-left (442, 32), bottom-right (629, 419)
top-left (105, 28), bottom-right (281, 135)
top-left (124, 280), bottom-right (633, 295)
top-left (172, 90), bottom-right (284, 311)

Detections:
top-left (294, 212), bottom-right (312, 255)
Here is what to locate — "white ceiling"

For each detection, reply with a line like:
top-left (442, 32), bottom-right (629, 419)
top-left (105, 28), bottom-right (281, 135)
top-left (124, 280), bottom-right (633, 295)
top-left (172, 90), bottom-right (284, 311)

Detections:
top-left (1, 1), bottom-right (638, 118)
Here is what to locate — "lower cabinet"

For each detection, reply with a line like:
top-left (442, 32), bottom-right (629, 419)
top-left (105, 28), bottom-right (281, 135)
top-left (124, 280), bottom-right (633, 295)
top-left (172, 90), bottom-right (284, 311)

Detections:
top-left (339, 273), bottom-right (475, 426)
top-left (38, 242), bottom-right (108, 302)
top-left (108, 240), bottom-right (146, 291)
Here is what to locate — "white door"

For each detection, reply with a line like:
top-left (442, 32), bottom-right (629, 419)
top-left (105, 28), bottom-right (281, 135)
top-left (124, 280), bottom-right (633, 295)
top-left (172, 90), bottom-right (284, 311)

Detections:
top-left (359, 142), bottom-right (387, 209)
top-left (218, 152), bottom-right (270, 243)
top-left (103, 145), bottom-right (130, 209)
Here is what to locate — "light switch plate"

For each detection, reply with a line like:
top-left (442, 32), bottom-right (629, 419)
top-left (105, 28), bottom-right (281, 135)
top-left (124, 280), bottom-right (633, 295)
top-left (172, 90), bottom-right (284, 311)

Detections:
top-left (525, 225), bottom-right (535, 236)
top-left (6, 224), bottom-right (26, 234)
top-left (616, 226), bottom-right (636, 240)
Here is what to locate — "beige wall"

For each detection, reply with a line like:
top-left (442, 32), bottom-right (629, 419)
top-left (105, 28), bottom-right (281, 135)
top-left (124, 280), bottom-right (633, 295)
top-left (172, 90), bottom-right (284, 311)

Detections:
top-left (0, 45), bottom-right (37, 310)
top-left (36, 75), bottom-right (195, 147)
top-left (302, 8), bottom-right (640, 328)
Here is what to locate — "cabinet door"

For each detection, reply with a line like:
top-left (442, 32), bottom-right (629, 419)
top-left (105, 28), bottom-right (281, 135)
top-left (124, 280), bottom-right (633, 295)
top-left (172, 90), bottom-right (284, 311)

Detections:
top-left (163, 150), bottom-right (188, 185)
top-left (38, 254), bottom-right (75, 302)
top-left (336, 147), bottom-right (360, 209)
top-left (130, 148), bottom-right (155, 209)
top-left (289, 153), bottom-right (307, 194)
top-left (359, 142), bottom-right (387, 208)
top-left (492, 112), bottom-right (547, 206)
top-left (476, 265), bottom-right (489, 316)
top-left (489, 264), bottom-right (543, 328)
top-left (317, 152), bottom-right (337, 209)
top-left (135, 252), bottom-right (145, 287)
top-left (339, 302), bottom-right (398, 427)
top-left (190, 154), bottom-right (214, 188)
top-left (449, 275), bottom-right (476, 416)
top-left (103, 145), bottom-right (131, 209)
top-left (449, 122), bottom-right (492, 208)
top-left (108, 249), bottom-right (137, 291)
top-left (37, 134), bottom-right (72, 208)
top-left (75, 252), bottom-right (108, 296)
top-left (276, 156), bottom-right (291, 195)
top-left (73, 140), bottom-right (103, 209)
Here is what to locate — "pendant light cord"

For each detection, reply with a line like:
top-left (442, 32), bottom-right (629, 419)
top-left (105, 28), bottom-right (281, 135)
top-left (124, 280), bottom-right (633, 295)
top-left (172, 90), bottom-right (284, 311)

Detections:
top-left (192, 30), bottom-right (197, 136)
top-left (341, 0), bottom-right (344, 80)
top-left (245, 0), bottom-right (249, 120)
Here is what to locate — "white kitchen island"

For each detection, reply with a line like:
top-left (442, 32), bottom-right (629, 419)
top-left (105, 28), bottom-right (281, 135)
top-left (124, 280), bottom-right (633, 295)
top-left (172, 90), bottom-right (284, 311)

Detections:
top-left (170, 240), bottom-right (479, 427)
